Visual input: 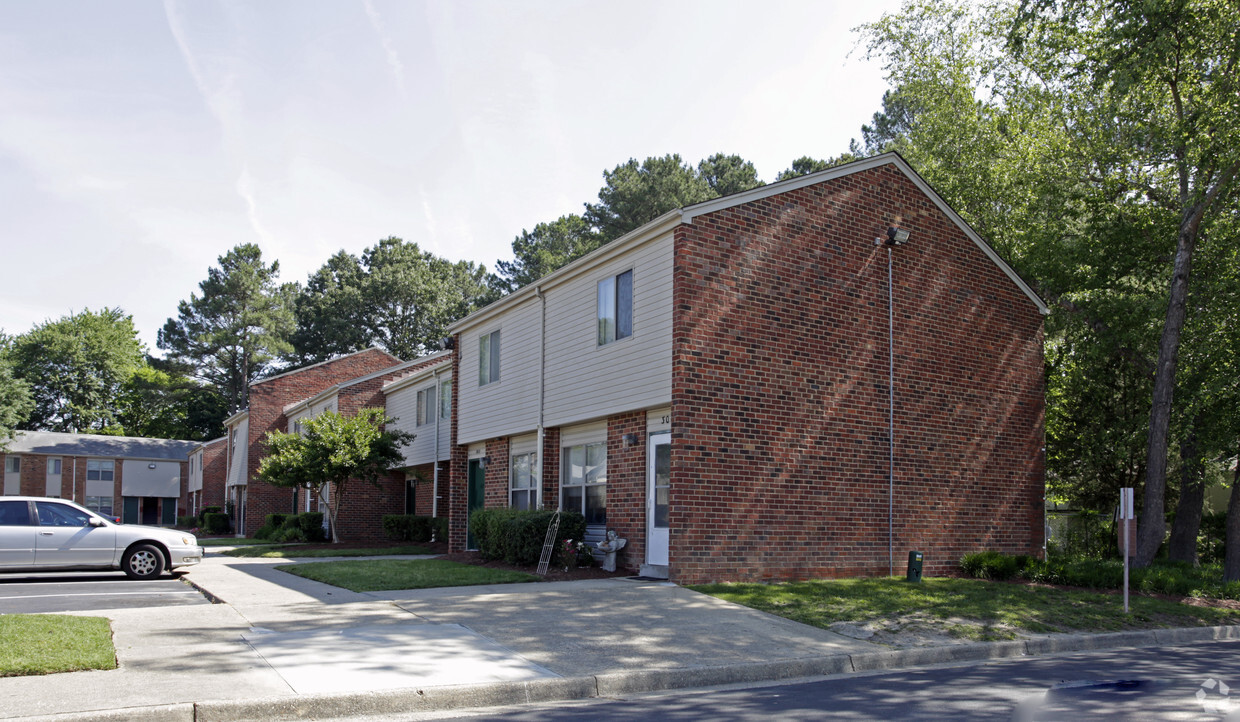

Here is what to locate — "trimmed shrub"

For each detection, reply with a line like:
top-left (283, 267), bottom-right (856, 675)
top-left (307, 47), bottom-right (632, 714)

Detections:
top-left (176, 515), bottom-right (198, 528)
top-left (296, 512), bottom-right (327, 542)
top-left (272, 526), bottom-right (307, 543)
top-left (382, 515), bottom-right (447, 543)
top-left (960, 551), bottom-right (1025, 580)
top-left (197, 506), bottom-right (222, 525)
top-left (470, 509), bottom-right (586, 565)
top-left (255, 513), bottom-right (292, 540)
top-left (202, 512), bottom-right (230, 535)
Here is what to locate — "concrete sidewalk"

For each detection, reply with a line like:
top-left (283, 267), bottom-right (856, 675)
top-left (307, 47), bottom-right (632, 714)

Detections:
top-left (3, 551), bottom-right (1239, 721)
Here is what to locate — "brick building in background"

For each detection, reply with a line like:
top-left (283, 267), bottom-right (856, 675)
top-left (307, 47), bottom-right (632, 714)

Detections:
top-left (187, 436), bottom-right (226, 517)
top-left (1, 431), bottom-right (197, 525)
top-left (444, 153), bottom-right (1048, 584)
top-left (222, 347), bottom-right (448, 540)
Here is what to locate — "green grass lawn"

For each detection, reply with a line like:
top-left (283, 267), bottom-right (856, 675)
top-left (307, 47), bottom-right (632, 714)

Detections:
top-left (691, 577), bottom-right (1240, 642)
top-left (277, 559), bottom-right (539, 592)
top-left (0, 615), bottom-right (116, 677)
top-left (198, 538), bottom-right (277, 547)
top-left (222, 544), bottom-right (432, 558)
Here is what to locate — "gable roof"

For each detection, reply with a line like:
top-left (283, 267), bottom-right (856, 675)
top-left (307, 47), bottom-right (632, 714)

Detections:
top-left (450, 152), bottom-right (1047, 333)
top-left (5, 431), bottom-right (199, 461)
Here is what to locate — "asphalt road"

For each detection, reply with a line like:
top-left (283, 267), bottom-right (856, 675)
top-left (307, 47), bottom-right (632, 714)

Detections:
top-left (417, 640), bottom-right (1240, 721)
top-left (0, 571), bottom-right (209, 613)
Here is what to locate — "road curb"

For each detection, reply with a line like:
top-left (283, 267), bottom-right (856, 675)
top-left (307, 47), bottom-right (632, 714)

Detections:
top-left (179, 575), bottom-right (227, 606)
top-left (12, 625), bottom-right (1238, 721)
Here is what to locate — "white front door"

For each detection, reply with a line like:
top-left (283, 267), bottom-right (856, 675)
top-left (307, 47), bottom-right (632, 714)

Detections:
top-left (646, 433), bottom-right (670, 566)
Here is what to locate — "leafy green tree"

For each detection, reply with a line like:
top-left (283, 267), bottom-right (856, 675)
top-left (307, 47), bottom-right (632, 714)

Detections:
top-left (360, 238), bottom-right (491, 360)
top-left (287, 239), bottom-right (492, 364)
top-left (775, 154), bottom-right (858, 181)
top-left (585, 154), bottom-right (716, 242)
top-left (112, 361), bottom-right (228, 441)
top-left (159, 244), bottom-right (296, 412)
top-left (1010, 0), bottom-right (1240, 567)
top-left (256, 408), bottom-right (413, 542)
top-left (286, 251), bottom-right (370, 368)
top-left (696, 153), bottom-right (764, 197)
top-left (6, 308), bottom-right (144, 433)
top-left (493, 215), bottom-right (602, 294)
top-left (0, 336), bottom-right (33, 448)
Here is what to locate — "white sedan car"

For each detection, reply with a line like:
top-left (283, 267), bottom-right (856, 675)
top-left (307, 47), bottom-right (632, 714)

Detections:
top-left (0, 496), bottom-right (203, 579)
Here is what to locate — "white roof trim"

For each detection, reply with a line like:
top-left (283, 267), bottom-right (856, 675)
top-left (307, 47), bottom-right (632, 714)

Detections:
top-left (283, 385), bottom-right (340, 416)
top-left (224, 409), bottom-right (249, 427)
top-left (383, 360), bottom-right (453, 394)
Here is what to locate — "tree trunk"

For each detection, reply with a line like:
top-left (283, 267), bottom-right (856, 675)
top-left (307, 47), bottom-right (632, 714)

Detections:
top-left (1167, 421), bottom-right (1204, 564)
top-left (1225, 451), bottom-right (1240, 582)
top-left (1135, 212), bottom-right (1201, 567)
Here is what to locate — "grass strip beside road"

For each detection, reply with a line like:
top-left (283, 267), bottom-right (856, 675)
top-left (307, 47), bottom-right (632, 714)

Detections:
top-left (277, 559), bottom-right (539, 592)
top-left (0, 615), bottom-right (116, 677)
top-left (223, 544), bottom-right (432, 558)
top-left (691, 577), bottom-right (1240, 642)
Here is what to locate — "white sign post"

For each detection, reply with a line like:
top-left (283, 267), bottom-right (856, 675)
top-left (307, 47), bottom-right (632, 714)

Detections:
top-left (1120, 487), bottom-right (1135, 614)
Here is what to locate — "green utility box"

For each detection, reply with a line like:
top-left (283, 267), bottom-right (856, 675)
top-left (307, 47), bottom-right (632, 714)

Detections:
top-left (906, 551), bottom-right (924, 583)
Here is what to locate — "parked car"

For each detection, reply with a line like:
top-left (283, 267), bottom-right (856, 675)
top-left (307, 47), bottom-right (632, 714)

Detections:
top-left (0, 496), bottom-right (203, 579)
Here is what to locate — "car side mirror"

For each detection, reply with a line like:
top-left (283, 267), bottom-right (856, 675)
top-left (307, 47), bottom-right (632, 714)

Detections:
top-left (89, 517), bottom-right (106, 527)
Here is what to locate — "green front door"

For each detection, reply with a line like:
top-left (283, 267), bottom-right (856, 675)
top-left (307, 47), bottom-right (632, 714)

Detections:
top-left (467, 459), bottom-right (484, 550)
top-left (122, 496), bottom-right (139, 524)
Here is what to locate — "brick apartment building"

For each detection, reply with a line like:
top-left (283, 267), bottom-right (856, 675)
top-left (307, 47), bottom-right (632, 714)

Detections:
top-left (440, 153), bottom-right (1048, 584)
top-left (2, 431), bottom-right (197, 525)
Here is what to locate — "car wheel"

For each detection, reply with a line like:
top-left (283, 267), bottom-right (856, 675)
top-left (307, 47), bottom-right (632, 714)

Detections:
top-left (122, 544), bottom-right (166, 579)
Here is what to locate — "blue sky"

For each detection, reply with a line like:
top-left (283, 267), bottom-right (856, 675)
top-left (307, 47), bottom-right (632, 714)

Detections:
top-left (0, 0), bottom-right (903, 352)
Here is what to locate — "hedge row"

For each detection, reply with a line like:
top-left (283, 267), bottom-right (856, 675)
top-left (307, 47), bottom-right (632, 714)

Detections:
top-left (254, 512), bottom-right (327, 543)
top-left (381, 515), bottom-right (448, 543)
top-left (470, 509), bottom-right (586, 566)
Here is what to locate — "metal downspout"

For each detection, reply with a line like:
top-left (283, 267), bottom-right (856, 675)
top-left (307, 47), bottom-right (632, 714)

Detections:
top-left (432, 366), bottom-right (442, 519)
top-left (888, 246), bottom-right (895, 577)
top-left (536, 285), bottom-right (547, 509)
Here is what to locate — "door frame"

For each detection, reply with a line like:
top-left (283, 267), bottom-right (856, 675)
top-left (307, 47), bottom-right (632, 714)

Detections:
top-left (646, 432), bottom-right (670, 566)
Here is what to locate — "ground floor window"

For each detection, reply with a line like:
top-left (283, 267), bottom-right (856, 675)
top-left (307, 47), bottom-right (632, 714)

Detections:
top-left (510, 452), bottom-right (536, 510)
top-left (561, 442), bottom-right (606, 524)
top-left (85, 496), bottom-right (114, 517)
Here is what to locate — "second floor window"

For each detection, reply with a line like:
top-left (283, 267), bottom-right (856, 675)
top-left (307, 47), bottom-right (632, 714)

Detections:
top-left (416, 385), bottom-right (437, 426)
top-left (479, 330), bottom-right (500, 386)
top-left (598, 270), bottom-right (633, 345)
top-left (439, 379), bottom-right (452, 419)
top-left (86, 459), bottom-right (114, 482)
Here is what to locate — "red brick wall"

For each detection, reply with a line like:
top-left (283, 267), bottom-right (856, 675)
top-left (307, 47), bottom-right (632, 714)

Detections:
top-left (605, 412), bottom-right (647, 573)
top-left (242, 348), bottom-right (402, 535)
top-left (668, 163), bottom-right (1045, 584)
top-left (200, 440), bottom-right (227, 511)
top-left (448, 338), bottom-right (469, 551)
top-left (540, 427), bottom-right (560, 511)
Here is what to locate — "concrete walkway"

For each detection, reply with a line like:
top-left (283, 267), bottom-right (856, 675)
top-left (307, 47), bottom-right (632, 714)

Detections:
top-left (2, 550), bottom-right (1238, 721)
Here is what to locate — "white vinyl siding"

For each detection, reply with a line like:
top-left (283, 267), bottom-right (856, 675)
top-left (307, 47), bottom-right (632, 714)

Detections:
top-left (454, 233), bottom-right (671, 444)
top-left (385, 371), bottom-right (453, 467)
top-left (45, 457), bottom-right (62, 497)
top-left (543, 232), bottom-right (673, 427)
top-left (189, 450), bottom-right (203, 492)
top-left (121, 460), bottom-right (181, 497)
top-left (226, 418), bottom-right (249, 487)
top-left (457, 298), bottom-right (542, 444)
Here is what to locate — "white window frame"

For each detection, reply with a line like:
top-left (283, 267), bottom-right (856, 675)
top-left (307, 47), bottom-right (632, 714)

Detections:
top-left (478, 330), bottom-right (501, 386)
top-left (509, 451), bottom-right (537, 510)
top-left (560, 442), bottom-right (607, 524)
top-left (439, 379), bottom-right (452, 419)
top-left (4, 456), bottom-right (19, 474)
top-left (597, 269), bottom-right (633, 346)
top-left (86, 459), bottom-right (114, 482)
top-left (416, 385), bottom-right (437, 426)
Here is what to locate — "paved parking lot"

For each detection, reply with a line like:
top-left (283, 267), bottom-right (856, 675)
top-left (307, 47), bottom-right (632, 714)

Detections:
top-left (0, 572), bottom-right (210, 613)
